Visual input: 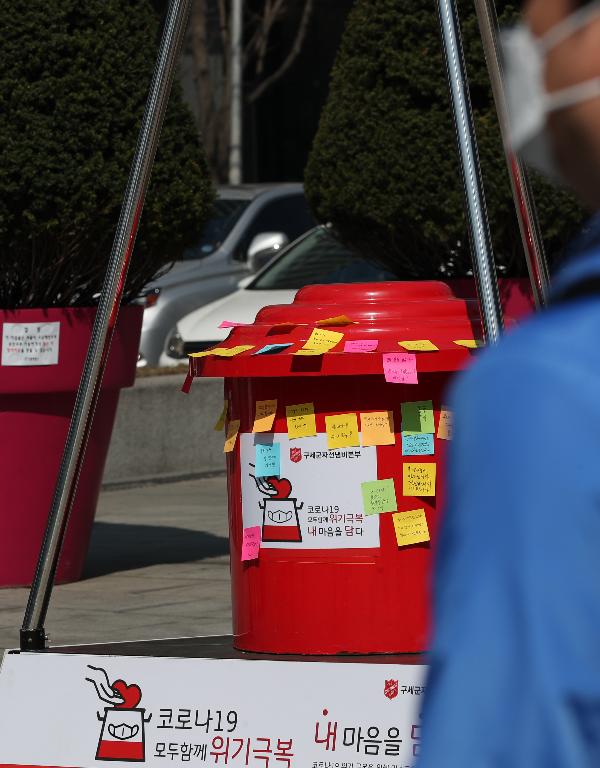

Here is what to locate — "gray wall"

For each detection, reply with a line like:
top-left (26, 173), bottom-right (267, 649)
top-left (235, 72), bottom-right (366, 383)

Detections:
top-left (103, 374), bottom-right (225, 486)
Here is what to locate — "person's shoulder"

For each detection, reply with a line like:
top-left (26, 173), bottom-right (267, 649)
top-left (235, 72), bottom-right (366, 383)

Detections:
top-left (451, 299), bottom-right (600, 414)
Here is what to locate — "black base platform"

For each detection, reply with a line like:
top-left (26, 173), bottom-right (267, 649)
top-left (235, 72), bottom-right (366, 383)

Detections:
top-left (29, 633), bottom-right (425, 664)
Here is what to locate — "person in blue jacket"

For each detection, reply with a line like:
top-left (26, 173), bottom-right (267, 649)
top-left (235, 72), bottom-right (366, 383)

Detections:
top-left (417, 1), bottom-right (600, 766)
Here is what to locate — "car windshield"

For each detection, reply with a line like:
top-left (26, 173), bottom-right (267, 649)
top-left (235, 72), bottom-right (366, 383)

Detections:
top-left (183, 198), bottom-right (250, 259)
top-left (248, 227), bottom-right (398, 289)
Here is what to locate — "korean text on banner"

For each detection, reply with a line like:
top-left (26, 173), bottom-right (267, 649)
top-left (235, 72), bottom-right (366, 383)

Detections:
top-left (241, 433), bottom-right (379, 550)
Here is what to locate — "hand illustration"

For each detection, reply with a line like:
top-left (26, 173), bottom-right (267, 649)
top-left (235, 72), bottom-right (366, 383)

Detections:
top-left (85, 665), bottom-right (125, 705)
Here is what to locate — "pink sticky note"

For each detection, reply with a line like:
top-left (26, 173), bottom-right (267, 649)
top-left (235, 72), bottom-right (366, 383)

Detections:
top-left (382, 352), bottom-right (418, 384)
top-left (241, 526), bottom-right (261, 561)
top-left (344, 339), bottom-right (379, 353)
top-left (219, 321), bottom-right (250, 329)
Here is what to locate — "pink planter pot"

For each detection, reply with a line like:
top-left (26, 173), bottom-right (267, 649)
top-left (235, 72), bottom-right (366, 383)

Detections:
top-left (0, 305), bottom-right (143, 587)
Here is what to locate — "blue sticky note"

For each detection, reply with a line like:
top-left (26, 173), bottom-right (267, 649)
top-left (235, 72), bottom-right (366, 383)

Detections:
top-left (255, 443), bottom-right (281, 477)
top-left (402, 432), bottom-right (434, 456)
top-left (253, 344), bottom-right (293, 355)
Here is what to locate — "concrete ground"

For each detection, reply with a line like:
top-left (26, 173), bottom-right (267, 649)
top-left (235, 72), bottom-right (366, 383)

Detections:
top-left (0, 476), bottom-right (231, 652)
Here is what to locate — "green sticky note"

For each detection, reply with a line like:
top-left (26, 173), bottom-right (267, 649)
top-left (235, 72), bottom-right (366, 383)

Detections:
top-left (361, 479), bottom-right (398, 515)
top-left (401, 400), bottom-right (435, 434)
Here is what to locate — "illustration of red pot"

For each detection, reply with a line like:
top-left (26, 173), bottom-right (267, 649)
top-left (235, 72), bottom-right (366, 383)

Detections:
top-left (96, 706), bottom-right (151, 761)
top-left (86, 665), bottom-right (151, 762)
top-left (250, 470), bottom-right (303, 542)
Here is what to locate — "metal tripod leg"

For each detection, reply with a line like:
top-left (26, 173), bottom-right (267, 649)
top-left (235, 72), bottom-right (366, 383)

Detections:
top-left (20, 0), bottom-right (193, 651)
top-left (436, 0), bottom-right (504, 342)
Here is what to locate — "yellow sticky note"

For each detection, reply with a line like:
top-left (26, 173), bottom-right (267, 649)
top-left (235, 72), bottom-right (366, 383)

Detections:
top-left (454, 339), bottom-right (484, 349)
top-left (189, 347), bottom-right (225, 358)
top-left (293, 348), bottom-right (326, 356)
top-left (213, 400), bottom-right (228, 431)
top-left (301, 328), bottom-right (344, 353)
top-left (252, 399), bottom-right (278, 433)
top-left (223, 419), bottom-right (241, 453)
top-left (315, 315), bottom-right (356, 327)
top-left (213, 345), bottom-right (255, 357)
top-left (437, 407), bottom-right (452, 440)
top-left (360, 411), bottom-right (395, 446)
top-left (392, 508), bottom-right (430, 547)
top-left (403, 462), bottom-right (436, 497)
top-left (286, 402), bottom-right (317, 439)
top-left (398, 340), bottom-right (439, 352)
top-left (325, 413), bottom-right (360, 449)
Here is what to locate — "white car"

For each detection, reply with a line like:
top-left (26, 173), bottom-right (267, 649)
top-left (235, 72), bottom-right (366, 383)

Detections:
top-left (165, 225), bottom-right (398, 361)
top-left (139, 183), bottom-right (315, 367)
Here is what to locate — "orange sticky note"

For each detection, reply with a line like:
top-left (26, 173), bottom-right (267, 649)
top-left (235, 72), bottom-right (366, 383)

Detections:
top-left (392, 508), bottom-right (430, 547)
top-left (252, 399), bottom-right (278, 432)
top-left (437, 407), bottom-right (452, 440)
top-left (223, 419), bottom-right (241, 453)
top-left (360, 411), bottom-right (395, 446)
top-left (214, 400), bottom-right (228, 431)
top-left (403, 462), bottom-right (436, 497)
top-left (286, 402), bottom-right (317, 439)
top-left (398, 340), bottom-right (439, 352)
top-left (315, 315), bottom-right (356, 327)
top-left (454, 339), bottom-right (484, 349)
top-left (325, 413), bottom-right (360, 449)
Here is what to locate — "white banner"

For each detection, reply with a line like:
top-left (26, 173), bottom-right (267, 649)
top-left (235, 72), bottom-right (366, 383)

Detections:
top-left (0, 648), bottom-right (426, 768)
top-left (241, 433), bottom-right (380, 549)
top-left (1, 321), bottom-right (60, 366)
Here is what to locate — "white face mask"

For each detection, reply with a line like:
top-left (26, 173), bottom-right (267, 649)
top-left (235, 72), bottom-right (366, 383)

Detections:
top-left (501, 2), bottom-right (600, 180)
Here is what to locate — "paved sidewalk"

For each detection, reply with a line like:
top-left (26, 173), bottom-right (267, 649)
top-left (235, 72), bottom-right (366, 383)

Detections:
top-left (0, 476), bottom-right (231, 652)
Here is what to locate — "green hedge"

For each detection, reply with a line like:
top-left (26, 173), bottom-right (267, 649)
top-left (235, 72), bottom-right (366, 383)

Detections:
top-left (305, 0), bottom-right (585, 278)
top-left (0, 0), bottom-right (214, 307)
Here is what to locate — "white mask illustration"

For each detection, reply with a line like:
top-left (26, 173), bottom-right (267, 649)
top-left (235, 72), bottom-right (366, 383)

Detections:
top-left (501, 2), bottom-right (600, 180)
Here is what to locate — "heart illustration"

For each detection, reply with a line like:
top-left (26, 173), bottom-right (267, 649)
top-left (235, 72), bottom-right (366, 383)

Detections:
top-left (269, 477), bottom-right (292, 499)
top-left (112, 679), bottom-right (142, 709)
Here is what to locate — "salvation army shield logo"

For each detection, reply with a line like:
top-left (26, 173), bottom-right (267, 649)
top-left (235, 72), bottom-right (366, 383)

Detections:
top-left (290, 447), bottom-right (302, 463)
top-left (384, 679), bottom-right (398, 700)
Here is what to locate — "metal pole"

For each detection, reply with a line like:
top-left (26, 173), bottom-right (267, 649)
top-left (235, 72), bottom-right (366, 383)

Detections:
top-left (20, 0), bottom-right (193, 652)
top-left (229, 0), bottom-right (243, 184)
top-left (474, 0), bottom-right (550, 309)
top-left (436, 0), bottom-right (504, 342)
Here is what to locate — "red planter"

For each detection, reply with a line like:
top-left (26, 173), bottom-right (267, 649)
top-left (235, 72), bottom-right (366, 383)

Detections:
top-left (0, 305), bottom-right (143, 587)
